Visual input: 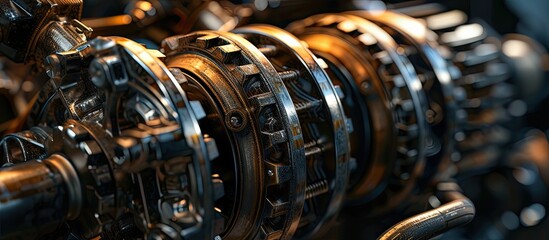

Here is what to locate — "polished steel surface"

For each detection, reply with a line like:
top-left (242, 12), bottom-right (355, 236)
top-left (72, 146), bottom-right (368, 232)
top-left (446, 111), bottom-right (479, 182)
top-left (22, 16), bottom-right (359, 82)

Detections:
top-left (0, 1), bottom-right (547, 239)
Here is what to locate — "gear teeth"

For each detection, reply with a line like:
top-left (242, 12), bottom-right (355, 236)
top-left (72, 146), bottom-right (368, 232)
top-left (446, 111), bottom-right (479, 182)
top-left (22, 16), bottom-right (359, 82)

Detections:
top-left (395, 3), bottom-right (445, 18)
top-left (334, 85), bottom-right (345, 99)
top-left (358, 33), bottom-right (378, 46)
top-left (390, 75), bottom-right (406, 87)
top-left (290, 14), bottom-right (440, 213)
top-left (212, 177), bottom-right (225, 201)
top-left (424, 10), bottom-right (468, 31)
top-left (190, 101), bottom-right (206, 120)
top-left (204, 135), bottom-right (219, 161)
top-left (250, 92), bottom-right (276, 110)
top-left (165, 31), bottom-right (307, 240)
top-left (402, 0), bottom-right (503, 119)
top-left (66, 125), bottom-right (89, 141)
top-left (346, 118), bottom-right (354, 134)
top-left (259, 225), bottom-right (283, 240)
top-left (484, 63), bottom-right (510, 82)
top-left (169, 68), bottom-right (188, 84)
top-left (212, 44), bottom-right (242, 63)
top-left (440, 23), bottom-right (486, 47)
top-left (162, 33), bottom-right (198, 52)
top-left (315, 57), bottom-right (329, 69)
top-left (337, 20), bottom-right (358, 33)
top-left (266, 198), bottom-right (290, 218)
top-left (231, 64), bottom-right (260, 82)
top-left (197, 35), bottom-right (223, 49)
top-left (146, 49), bottom-right (165, 58)
top-left (456, 43), bottom-right (499, 67)
top-left (374, 51), bottom-right (392, 65)
top-left (262, 130), bottom-right (288, 146)
top-left (265, 161), bottom-right (291, 186)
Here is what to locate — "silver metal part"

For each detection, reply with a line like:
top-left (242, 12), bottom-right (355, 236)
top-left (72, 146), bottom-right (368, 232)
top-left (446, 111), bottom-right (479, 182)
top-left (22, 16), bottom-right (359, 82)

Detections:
top-left (1, 1), bottom-right (547, 240)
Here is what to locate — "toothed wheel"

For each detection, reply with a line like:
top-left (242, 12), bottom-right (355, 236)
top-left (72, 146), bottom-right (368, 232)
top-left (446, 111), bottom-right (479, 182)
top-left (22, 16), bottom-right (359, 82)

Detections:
top-left (347, 10), bottom-right (463, 182)
top-left (162, 31), bottom-right (308, 239)
top-left (234, 25), bottom-right (351, 239)
top-left (392, 4), bottom-right (518, 170)
top-left (162, 24), bottom-right (353, 238)
top-left (17, 36), bottom-right (216, 239)
top-left (288, 14), bottom-right (430, 213)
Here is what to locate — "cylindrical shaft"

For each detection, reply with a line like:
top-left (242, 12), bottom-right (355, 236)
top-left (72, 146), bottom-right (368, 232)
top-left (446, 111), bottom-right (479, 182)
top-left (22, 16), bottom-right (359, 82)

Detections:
top-left (0, 155), bottom-right (80, 239)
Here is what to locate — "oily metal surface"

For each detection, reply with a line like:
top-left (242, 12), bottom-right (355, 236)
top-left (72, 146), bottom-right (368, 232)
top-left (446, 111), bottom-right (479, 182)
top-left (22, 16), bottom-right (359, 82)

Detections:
top-left (163, 31), bottom-right (307, 239)
top-left (288, 14), bottom-right (430, 213)
top-left (235, 24), bottom-right (351, 239)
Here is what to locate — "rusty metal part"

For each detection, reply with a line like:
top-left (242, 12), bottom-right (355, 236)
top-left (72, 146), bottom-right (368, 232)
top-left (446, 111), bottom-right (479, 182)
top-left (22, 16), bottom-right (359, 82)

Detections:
top-left (163, 30), bottom-right (309, 240)
top-left (288, 14), bottom-right (430, 214)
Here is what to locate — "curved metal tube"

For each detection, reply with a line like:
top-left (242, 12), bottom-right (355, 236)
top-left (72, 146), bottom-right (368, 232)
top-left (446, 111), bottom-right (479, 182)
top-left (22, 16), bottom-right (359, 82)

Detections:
top-left (377, 183), bottom-right (475, 240)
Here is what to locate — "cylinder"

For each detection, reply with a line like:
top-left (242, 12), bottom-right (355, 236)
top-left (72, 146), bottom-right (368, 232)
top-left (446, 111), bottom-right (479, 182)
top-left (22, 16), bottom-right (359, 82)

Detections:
top-left (0, 154), bottom-right (80, 239)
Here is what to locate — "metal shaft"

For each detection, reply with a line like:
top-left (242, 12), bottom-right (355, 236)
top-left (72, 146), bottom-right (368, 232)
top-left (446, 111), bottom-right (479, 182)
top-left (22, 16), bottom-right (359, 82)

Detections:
top-left (0, 155), bottom-right (81, 239)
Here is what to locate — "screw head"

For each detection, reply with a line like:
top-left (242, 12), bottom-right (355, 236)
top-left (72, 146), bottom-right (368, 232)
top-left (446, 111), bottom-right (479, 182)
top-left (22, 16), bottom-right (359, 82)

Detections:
top-left (359, 80), bottom-right (371, 95)
top-left (230, 116), bottom-right (241, 127)
top-left (225, 109), bottom-right (248, 132)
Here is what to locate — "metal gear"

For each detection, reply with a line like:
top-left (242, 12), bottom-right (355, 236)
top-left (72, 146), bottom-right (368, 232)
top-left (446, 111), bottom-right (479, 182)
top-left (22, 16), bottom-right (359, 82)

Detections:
top-left (162, 25), bottom-right (352, 239)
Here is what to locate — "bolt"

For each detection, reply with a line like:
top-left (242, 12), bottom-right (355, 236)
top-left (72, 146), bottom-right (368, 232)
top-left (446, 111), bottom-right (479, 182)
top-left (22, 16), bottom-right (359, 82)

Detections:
top-left (230, 116), bottom-right (242, 127)
top-left (360, 81), bottom-right (371, 95)
top-left (278, 70), bottom-right (300, 81)
top-left (225, 109), bottom-right (248, 132)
